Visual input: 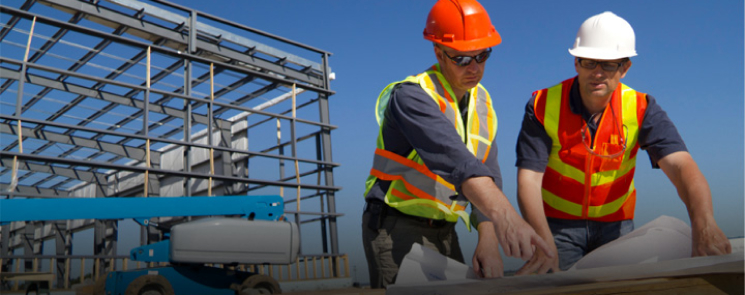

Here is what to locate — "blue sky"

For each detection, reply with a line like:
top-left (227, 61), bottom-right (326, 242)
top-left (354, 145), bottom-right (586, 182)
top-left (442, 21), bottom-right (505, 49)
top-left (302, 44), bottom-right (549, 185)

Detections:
top-left (16, 0), bottom-right (740, 285)
top-left (171, 0), bottom-right (745, 283)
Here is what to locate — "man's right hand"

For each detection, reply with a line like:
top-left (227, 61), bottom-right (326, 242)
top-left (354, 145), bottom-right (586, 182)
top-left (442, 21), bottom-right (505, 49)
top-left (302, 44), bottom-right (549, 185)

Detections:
top-left (491, 207), bottom-right (555, 261)
top-left (461, 176), bottom-right (555, 261)
top-left (513, 168), bottom-right (559, 268)
top-left (515, 239), bottom-right (560, 275)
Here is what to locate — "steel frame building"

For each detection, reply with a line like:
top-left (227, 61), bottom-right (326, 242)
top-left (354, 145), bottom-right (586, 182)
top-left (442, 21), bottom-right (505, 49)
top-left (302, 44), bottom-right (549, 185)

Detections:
top-left (0, 0), bottom-right (340, 287)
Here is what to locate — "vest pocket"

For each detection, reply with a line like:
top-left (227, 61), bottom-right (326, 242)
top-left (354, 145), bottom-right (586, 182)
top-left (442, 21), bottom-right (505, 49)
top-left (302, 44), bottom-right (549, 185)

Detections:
top-left (597, 143), bottom-right (624, 172)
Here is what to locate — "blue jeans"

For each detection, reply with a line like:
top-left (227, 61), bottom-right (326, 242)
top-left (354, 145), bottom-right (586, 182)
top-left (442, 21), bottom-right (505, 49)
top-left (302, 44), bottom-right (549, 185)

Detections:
top-left (547, 218), bottom-right (634, 270)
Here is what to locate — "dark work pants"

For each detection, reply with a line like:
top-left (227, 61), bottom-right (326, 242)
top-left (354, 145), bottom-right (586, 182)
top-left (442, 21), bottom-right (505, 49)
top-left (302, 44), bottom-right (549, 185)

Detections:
top-left (361, 209), bottom-right (463, 289)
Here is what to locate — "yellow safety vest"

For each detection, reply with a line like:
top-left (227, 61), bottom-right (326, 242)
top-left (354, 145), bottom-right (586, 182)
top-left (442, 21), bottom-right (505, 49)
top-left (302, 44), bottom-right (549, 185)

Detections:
top-left (364, 65), bottom-right (498, 229)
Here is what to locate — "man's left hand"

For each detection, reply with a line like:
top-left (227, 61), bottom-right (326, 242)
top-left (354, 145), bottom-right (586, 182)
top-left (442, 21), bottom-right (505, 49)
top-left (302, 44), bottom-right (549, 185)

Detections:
top-left (473, 222), bottom-right (504, 278)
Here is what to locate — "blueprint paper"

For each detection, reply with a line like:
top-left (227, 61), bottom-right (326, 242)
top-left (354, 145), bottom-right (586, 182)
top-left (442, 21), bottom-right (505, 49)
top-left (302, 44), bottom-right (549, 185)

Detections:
top-left (395, 243), bottom-right (478, 286)
top-left (387, 253), bottom-right (743, 295)
top-left (387, 216), bottom-right (744, 295)
top-left (570, 215), bottom-right (692, 270)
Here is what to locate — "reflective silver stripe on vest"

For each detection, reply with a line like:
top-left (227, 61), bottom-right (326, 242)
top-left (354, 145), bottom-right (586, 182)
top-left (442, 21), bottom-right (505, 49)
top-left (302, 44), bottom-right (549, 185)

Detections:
top-left (372, 152), bottom-right (457, 205)
top-left (425, 71), bottom-right (458, 125)
top-left (474, 86), bottom-right (491, 160)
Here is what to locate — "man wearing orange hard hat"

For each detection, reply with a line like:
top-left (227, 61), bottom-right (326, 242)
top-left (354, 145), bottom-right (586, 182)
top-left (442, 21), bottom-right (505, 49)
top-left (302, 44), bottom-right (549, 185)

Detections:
top-left (514, 11), bottom-right (731, 274)
top-left (362, 0), bottom-right (552, 288)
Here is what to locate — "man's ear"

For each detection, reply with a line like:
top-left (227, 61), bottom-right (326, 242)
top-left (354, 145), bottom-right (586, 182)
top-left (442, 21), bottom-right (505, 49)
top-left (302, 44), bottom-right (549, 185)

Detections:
top-left (620, 60), bottom-right (632, 79)
top-left (434, 45), bottom-right (443, 63)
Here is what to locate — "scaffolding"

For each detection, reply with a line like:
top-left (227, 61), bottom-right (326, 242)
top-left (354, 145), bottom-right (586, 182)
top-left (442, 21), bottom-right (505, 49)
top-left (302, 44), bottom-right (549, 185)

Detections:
top-left (0, 0), bottom-right (341, 289)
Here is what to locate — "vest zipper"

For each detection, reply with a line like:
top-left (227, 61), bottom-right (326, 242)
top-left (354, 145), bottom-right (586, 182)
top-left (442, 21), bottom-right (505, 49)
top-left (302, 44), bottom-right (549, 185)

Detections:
top-left (583, 113), bottom-right (600, 219)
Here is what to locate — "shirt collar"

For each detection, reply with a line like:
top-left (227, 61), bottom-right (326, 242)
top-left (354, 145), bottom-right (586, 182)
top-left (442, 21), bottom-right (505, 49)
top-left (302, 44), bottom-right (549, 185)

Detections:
top-left (459, 92), bottom-right (470, 111)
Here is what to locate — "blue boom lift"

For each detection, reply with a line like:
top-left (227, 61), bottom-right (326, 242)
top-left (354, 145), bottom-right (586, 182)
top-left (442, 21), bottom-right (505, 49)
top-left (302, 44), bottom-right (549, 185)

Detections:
top-left (0, 195), bottom-right (299, 295)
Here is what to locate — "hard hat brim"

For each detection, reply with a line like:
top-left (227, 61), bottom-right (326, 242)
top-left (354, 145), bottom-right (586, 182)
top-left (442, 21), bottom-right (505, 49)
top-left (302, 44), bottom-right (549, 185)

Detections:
top-left (568, 47), bottom-right (637, 60)
top-left (426, 34), bottom-right (502, 52)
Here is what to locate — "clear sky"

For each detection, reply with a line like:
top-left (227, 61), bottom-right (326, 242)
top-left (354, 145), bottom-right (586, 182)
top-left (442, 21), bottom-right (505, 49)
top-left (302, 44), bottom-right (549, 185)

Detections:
top-left (86, 0), bottom-right (745, 284)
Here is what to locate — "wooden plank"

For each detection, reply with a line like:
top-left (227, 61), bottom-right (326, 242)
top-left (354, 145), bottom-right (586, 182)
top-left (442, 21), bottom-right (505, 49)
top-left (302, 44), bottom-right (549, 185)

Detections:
top-left (502, 273), bottom-right (744, 295)
top-left (0, 271), bottom-right (54, 282)
top-left (65, 259), bottom-right (70, 289)
top-left (285, 287), bottom-right (386, 295)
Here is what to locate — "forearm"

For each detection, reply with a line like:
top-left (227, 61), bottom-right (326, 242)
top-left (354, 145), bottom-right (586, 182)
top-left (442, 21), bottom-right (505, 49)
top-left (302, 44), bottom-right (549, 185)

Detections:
top-left (462, 176), bottom-right (516, 223)
top-left (517, 169), bottom-right (552, 239)
top-left (477, 221), bottom-right (498, 242)
top-left (660, 152), bottom-right (715, 226)
top-left (680, 168), bottom-right (715, 228)
top-left (659, 151), bottom-right (731, 255)
top-left (463, 175), bottom-right (553, 260)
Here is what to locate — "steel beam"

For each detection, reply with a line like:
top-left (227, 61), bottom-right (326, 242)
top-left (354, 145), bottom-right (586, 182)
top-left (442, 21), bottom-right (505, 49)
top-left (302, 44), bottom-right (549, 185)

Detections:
top-left (39, 0), bottom-right (325, 86)
top-left (0, 122), bottom-right (161, 164)
top-left (1, 151), bottom-right (341, 192)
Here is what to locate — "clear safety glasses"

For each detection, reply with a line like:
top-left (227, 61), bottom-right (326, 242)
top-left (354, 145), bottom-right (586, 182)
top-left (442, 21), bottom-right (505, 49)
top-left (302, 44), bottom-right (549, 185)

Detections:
top-left (577, 58), bottom-right (627, 72)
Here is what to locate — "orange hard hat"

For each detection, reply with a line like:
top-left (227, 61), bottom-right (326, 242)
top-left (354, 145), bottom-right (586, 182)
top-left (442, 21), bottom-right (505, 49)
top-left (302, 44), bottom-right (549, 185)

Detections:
top-left (423, 0), bottom-right (501, 52)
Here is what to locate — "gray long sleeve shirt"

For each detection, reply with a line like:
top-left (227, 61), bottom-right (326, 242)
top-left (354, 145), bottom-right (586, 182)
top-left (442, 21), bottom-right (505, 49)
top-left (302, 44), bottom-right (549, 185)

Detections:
top-left (365, 82), bottom-right (502, 225)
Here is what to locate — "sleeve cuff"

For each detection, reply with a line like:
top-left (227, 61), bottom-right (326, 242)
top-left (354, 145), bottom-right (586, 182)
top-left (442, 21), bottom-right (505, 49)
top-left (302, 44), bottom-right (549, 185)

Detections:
top-left (471, 206), bottom-right (490, 226)
top-left (516, 159), bottom-right (548, 173)
top-left (647, 145), bottom-right (688, 168)
top-left (451, 159), bottom-right (497, 197)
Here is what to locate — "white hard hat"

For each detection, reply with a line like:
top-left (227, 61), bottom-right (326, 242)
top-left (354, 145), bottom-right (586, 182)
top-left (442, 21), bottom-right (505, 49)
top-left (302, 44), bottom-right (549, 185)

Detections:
top-left (568, 11), bottom-right (637, 60)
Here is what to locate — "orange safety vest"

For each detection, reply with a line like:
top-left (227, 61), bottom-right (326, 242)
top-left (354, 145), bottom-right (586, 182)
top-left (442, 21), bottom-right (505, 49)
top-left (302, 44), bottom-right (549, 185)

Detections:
top-left (364, 65), bottom-right (498, 229)
top-left (534, 77), bottom-right (647, 221)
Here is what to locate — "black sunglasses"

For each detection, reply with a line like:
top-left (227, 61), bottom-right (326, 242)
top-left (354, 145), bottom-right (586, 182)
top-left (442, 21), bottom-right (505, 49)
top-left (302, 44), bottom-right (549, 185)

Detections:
top-left (442, 47), bottom-right (492, 67)
top-left (577, 58), bottom-right (627, 72)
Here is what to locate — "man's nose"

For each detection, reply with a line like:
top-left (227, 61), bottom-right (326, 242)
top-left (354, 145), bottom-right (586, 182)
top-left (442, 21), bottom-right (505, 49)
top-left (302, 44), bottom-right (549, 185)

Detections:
top-left (591, 66), bottom-right (605, 77)
top-left (466, 60), bottom-right (480, 72)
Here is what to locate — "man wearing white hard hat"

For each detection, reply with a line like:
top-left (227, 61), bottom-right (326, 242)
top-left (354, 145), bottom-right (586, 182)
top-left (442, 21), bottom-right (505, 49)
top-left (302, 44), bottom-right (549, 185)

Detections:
top-left (513, 11), bottom-right (732, 273)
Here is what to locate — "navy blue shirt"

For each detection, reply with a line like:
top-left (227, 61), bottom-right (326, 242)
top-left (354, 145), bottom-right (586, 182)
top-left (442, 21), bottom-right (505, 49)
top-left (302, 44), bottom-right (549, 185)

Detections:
top-left (365, 82), bottom-right (503, 224)
top-left (516, 77), bottom-right (687, 172)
